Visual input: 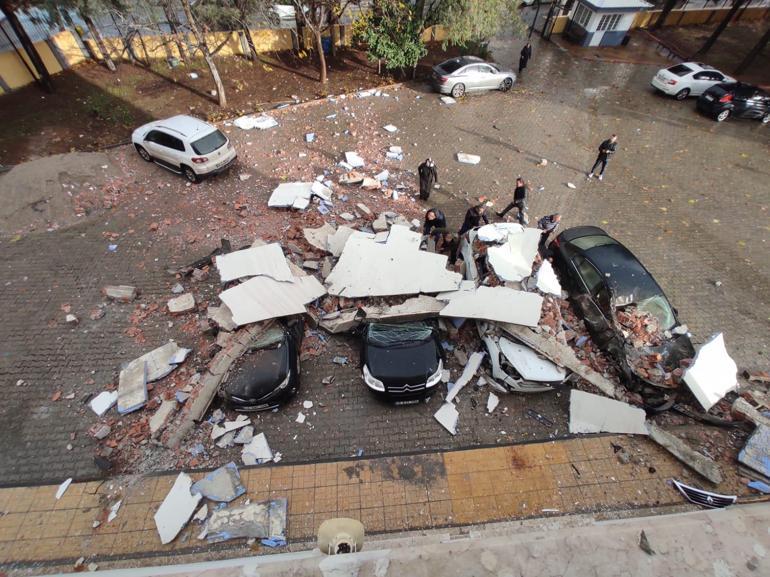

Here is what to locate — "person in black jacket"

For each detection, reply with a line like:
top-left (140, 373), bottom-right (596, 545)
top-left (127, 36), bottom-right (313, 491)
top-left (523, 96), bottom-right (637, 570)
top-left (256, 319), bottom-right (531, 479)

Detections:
top-left (587, 134), bottom-right (618, 181)
top-left (519, 42), bottom-right (532, 74)
top-left (537, 213), bottom-right (561, 255)
top-left (496, 177), bottom-right (528, 225)
top-left (423, 208), bottom-right (447, 249)
top-left (418, 158), bottom-right (438, 200)
top-left (458, 204), bottom-right (489, 236)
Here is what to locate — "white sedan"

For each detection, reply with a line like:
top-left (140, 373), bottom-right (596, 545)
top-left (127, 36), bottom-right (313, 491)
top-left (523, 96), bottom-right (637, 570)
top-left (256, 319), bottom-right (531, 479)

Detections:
top-left (131, 115), bottom-right (237, 183)
top-left (651, 62), bottom-right (735, 101)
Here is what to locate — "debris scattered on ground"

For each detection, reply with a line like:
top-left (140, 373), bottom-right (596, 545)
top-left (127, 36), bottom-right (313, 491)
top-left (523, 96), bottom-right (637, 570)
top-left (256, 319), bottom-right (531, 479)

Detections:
top-left (487, 393), bottom-right (499, 414)
top-left (154, 472), bottom-right (202, 544)
top-left (647, 423), bottom-right (723, 484)
top-left (117, 341), bottom-right (190, 414)
top-left (149, 399), bottom-right (178, 436)
top-left (639, 530), bottom-right (655, 556)
top-left (434, 402), bottom-right (459, 435)
top-left (107, 499), bottom-right (122, 523)
top-left (168, 293), bottom-right (196, 314)
top-left (89, 391), bottom-right (117, 416)
top-left (234, 114), bottom-right (278, 130)
top-left (382, 124), bottom-right (398, 133)
top-left (55, 478), bottom-right (72, 500)
top-left (440, 287), bottom-right (542, 327)
top-left (683, 333), bottom-right (738, 411)
top-left (456, 153), bottom-right (481, 165)
top-left (744, 370), bottom-right (770, 385)
top-left (569, 390), bottom-right (648, 435)
top-left (446, 351), bottom-right (484, 403)
top-left (738, 424), bottom-right (770, 480)
top-left (440, 96), bottom-right (456, 105)
top-left (216, 243), bottom-right (293, 283)
top-left (241, 432), bottom-right (274, 465)
top-left (211, 415), bottom-right (250, 440)
top-left (191, 462), bottom-right (246, 502)
top-left (102, 285), bottom-right (137, 302)
top-left (206, 497), bottom-right (287, 543)
top-left (566, 182), bottom-right (576, 189)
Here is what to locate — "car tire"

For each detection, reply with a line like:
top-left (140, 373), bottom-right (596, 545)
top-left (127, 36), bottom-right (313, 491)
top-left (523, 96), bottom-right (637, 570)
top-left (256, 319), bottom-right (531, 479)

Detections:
top-left (135, 145), bottom-right (152, 162)
top-left (674, 88), bottom-right (690, 100)
top-left (716, 109), bottom-right (730, 122)
top-left (500, 77), bottom-right (513, 92)
top-left (451, 83), bottom-right (466, 98)
top-left (182, 165), bottom-right (199, 183)
top-left (762, 113), bottom-right (770, 124)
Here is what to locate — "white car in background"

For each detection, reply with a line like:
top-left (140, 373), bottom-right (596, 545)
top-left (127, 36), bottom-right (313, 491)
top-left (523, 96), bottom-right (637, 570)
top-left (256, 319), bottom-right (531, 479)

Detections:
top-left (131, 115), bottom-right (237, 183)
top-left (651, 62), bottom-right (736, 101)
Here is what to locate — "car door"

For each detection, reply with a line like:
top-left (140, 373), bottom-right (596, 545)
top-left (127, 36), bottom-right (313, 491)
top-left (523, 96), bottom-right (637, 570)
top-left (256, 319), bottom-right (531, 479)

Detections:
top-left (570, 256), bottom-right (614, 343)
top-left (478, 64), bottom-right (499, 90)
top-left (143, 130), bottom-right (168, 162)
top-left (162, 134), bottom-right (187, 169)
top-left (733, 85), bottom-right (756, 118)
top-left (691, 71), bottom-right (716, 96)
top-left (462, 65), bottom-right (482, 92)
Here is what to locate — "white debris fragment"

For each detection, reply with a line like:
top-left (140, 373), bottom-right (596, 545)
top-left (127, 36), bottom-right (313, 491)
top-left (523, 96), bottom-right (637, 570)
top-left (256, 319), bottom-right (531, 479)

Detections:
top-left (375, 170), bottom-right (389, 182)
top-left (344, 151), bottom-right (365, 168)
top-left (486, 228), bottom-right (541, 281)
top-left (215, 244), bottom-right (293, 283)
top-left (440, 96), bottom-right (456, 105)
top-left (434, 402), bottom-right (459, 435)
top-left (457, 153), bottom-right (481, 165)
top-left (90, 391), bottom-right (117, 416)
top-left (167, 293), bottom-right (195, 314)
top-left (566, 182), bottom-right (577, 189)
top-left (683, 333), bottom-right (738, 411)
top-left (569, 390), bottom-right (648, 435)
top-left (535, 260), bottom-right (562, 296)
top-left (268, 182), bottom-right (314, 208)
top-left (303, 400), bottom-right (314, 409)
top-left (211, 415), bottom-right (251, 440)
top-left (56, 478), bottom-right (73, 500)
top-left (296, 412), bottom-right (306, 424)
top-left (234, 114), bottom-right (278, 130)
top-left (154, 472), bottom-right (202, 544)
top-left (383, 124), bottom-right (398, 133)
top-left (241, 432), bottom-right (274, 466)
top-left (440, 286), bottom-right (542, 327)
top-left (107, 500), bottom-right (122, 523)
top-left (487, 393), bottom-right (500, 414)
top-left (446, 351), bottom-right (485, 403)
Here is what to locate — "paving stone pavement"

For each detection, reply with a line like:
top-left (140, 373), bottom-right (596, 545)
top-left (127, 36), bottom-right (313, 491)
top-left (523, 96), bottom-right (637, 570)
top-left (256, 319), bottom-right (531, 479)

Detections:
top-left (0, 34), bottom-right (767, 486)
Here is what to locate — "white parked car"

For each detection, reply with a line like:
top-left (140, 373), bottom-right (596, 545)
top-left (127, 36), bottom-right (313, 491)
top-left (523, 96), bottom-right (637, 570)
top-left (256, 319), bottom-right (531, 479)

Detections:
top-left (131, 115), bottom-right (237, 182)
top-left (651, 62), bottom-right (735, 101)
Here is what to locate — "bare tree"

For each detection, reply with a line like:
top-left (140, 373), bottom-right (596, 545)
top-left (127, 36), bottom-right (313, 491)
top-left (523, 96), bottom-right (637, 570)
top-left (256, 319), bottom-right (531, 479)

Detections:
top-left (0, 0), bottom-right (54, 91)
top-left (693, 0), bottom-right (748, 57)
top-left (160, 0), bottom-right (187, 60)
top-left (290, 0), bottom-right (355, 83)
top-left (179, 0), bottom-right (227, 106)
top-left (735, 24), bottom-right (770, 73)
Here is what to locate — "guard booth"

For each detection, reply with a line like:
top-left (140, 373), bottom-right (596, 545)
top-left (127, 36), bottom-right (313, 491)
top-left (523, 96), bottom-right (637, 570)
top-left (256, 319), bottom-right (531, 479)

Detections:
top-left (565, 0), bottom-right (651, 47)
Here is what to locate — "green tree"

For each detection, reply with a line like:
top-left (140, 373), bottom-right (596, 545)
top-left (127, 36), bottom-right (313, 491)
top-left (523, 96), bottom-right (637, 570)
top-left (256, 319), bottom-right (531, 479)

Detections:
top-left (354, 1), bottom-right (426, 75)
top-left (438, 0), bottom-right (524, 49)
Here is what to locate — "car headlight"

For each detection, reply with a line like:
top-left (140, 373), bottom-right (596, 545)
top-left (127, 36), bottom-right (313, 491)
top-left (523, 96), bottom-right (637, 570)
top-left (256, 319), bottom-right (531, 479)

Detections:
top-left (362, 364), bottom-right (385, 392)
top-left (275, 371), bottom-right (292, 391)
top-left (425, 359), bottom-right (443, 388)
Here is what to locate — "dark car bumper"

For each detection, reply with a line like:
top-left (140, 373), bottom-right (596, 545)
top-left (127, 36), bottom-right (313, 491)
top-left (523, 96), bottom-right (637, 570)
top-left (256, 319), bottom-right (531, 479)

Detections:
top-left (696, 96), bottom-right (723, 117)
top-left (221, 381), bottom-right (298, 412)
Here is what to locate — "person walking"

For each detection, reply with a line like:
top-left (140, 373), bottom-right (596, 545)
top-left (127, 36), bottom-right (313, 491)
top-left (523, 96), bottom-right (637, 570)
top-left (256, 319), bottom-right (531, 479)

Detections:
top-left (537, 213), bottom-right (561, 255)
top-left (496, 177), bottom-right (529, 225)
top-left (458, 204), bottom-right (490, 236)
top-left (587, 134), bottom-right (618, 181)
top-left (418, 158), bottom-right (438, 200)
top-left (519, 42), bottom-right (532, 74)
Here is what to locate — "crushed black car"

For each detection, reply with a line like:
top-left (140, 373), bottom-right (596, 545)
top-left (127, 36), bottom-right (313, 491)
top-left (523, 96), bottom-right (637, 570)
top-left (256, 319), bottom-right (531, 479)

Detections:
top-left (550, 226), bottom-right (695, 391)
top-left (219, 317), bottom-right (304, 411)
top-left (360, 322), bottom-right (444, 403)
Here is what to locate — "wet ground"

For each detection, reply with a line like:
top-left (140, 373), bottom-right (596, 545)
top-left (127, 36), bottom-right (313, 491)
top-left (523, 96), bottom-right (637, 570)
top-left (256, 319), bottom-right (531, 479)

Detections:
top-left (0, 33), bottom-right (768, 486)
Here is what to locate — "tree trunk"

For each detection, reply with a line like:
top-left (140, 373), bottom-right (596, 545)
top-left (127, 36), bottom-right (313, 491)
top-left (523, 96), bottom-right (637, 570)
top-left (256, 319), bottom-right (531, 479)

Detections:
top-left (314, 27), bottom-right (327, 83)
top-left (735, 24), bottom-right (770, 73)
top-left (654, 0), bottom-right (678, 30)
top-left (162, 2), bottom-right (188, 61)
top-left (294, 5), bottom-right (306, 54)
top-left (0, 4), bottom-right (54, 92)
top-left (694, 0), bottom-right (747, 56)
top-left (144, 1), bottom-right (173, 61)
top-left (108, 11), bottom-right (135, 65)
top-left (181, 0), bottom-right (227, 107)
top-left (84, 14), bottom-right (117, 71)
top-left (241, 24), bottom-right (258, 61)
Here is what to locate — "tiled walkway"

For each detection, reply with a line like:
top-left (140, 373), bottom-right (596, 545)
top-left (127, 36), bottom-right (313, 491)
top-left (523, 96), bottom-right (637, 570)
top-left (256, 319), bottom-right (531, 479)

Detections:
top-left (0, 435), bottom-right (748, 570)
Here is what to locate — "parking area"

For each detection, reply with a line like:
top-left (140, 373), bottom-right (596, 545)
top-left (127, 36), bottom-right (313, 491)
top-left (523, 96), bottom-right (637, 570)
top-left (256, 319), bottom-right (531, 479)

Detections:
top-left (0, 35), bottom-right (768, 487)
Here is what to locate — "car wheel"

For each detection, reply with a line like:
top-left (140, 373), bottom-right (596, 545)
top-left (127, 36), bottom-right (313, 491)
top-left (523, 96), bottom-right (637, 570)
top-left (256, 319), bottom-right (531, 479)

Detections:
top-left (182, 165), bottom-right (199, 183)
top-left (716, 109), bottom-right (730, 122)
top-left (135, 145), bottom-right (152, 162)
top-left (500, 77), bottom-right (513, 92)
top-left (674, 88), bottom-right (690, 100)
top-left (451, 83), bottom-right (466, 98)
top-left (762, 113), bottom-right (770, 124)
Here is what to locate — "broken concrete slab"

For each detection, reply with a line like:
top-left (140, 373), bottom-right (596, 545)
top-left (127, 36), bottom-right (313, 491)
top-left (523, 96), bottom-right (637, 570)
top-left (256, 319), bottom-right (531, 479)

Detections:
top-left (215, 243), bottom-right (293, 283)
top-left (440, 287), bottom-right (542, 327)
top-left (446, 351), bottom-right (485, 403)
top-left (219, 274), bottom-right (326, 326)
top-left (268, 182), bottom-right (314, 208)
top-left (363, 295), bottom-right (445, 324)
top-left (499, 323), bottom-right (624, 400)
top-left (441, 96), bottom-right (456, 105)
top-left (206, 498), bottom-right (287, 543)
top-left (117, 360), bottom-right (147, 415)
top-left (356, 203), bottom-right (372, 216)
top-left (487, 228), bottom-right (542, 282)
top-left (89, 390), bottom-right (117, 416)
top-left (434, 402), bottom-right (459, 435)
top-left (137, 341), bottom-right (191, 383)
top-left (339, 171), bottom-right (365, 185)
top-left (168, 293), bottom-right (196, 314)
top-left (319, 309), bottom-right (361, 334)
top-left (102, 285), bottom-right (137, 302)
top-left (732, 398), bottom-right (770, 429)
top-left (476, 222), bottom-right (523, 243)
top-left (737, 424), bottom-right (770, 480)
top-left (569, 390), bottom-right (648, 435)
top-left (498, 337), bottom-right (567, 382)
top-left (208, 304), bottom-right (237, 332)
top-left (191, 462), bottom-right (246, 502)
top-left (303, 222), bottom-right (336, 253)
top-left (327, 227), bottom-right (362, 257)
top-left (242, 432), bottom-right (274, 465)
top-left (647, 423), bottom-right (723, 484)
top-left (233, 426), bottom-right (254, 444)
top-left (536, 260), bottom-right (562, 296)
top-left (339, 212), bottom-right (356, 221)
top-left (683, 333), bottom-right (738, 411)
top-left (457, 152), bottom-right (481, 165)
top-left (326, 225), bottom-right (462, 298)
top-left (154, 472), bottom-right (202, 545)
top-left (344, 151), bottom-right (365, 168)
top-left (149, 399), bottom-right (178, 436)
top-left (211, 415), bottom-right (251, 440)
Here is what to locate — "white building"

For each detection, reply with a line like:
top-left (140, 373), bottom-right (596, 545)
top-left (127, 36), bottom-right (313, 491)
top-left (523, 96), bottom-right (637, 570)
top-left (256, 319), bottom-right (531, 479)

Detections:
top-left (565, 0), bottom-right (652, 47)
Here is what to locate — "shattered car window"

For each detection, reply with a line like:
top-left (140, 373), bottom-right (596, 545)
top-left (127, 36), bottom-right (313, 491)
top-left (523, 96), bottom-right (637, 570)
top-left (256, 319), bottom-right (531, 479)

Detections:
top-left (366, 323), bottom-right (434, 347)
top-left (249, 325), bottom-right (286, 350)
top-left (636, 295), bottom-right (676, 331)
top-left (571, 235), bottom-right (619, 251)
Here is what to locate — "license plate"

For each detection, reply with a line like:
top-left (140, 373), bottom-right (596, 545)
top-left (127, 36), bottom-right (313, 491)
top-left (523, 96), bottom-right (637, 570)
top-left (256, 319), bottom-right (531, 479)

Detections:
top-left (215, 158), bottom-right (229, 168)
top-left (704, 95), bottom-right (714, 101)
top-left (394, 399), bottom-right (420, 406)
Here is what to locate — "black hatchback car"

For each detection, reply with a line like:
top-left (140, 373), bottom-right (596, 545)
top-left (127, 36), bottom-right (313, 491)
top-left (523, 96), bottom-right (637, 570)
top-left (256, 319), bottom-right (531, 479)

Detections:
top-left (551, 227), bottom-right (694, 386)
top-left (697, 82), bottom-right (770, 123)
top-left (219, 318), bottom-right (304, 411)
top-left (360, 322), bottom-right (444, 403)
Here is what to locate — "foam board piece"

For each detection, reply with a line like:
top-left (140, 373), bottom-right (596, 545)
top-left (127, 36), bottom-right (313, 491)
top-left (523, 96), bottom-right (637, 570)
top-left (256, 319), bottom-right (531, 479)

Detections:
top-left (487, 227), bottom-right (542, 281)
top-left (440, 286), bottom-right (543, 327)
top-left (683, 333), bottom-right (738, 411)
top-left (154, 472), bottom-right (202, 545)
top-left (569, 389), bottom-right (648, 435)
top-left (216, 243), bottom-right (293, 283)
top-left (219, 275), bottom-right (326, 326)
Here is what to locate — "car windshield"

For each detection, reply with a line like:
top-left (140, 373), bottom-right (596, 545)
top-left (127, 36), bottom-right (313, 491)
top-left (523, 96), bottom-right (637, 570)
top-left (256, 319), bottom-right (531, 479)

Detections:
top-left (367, 323), bottom-right (434, 347)
top-left (440, 59), bottom-right (464, 74)
top-left (667, 64), bottom-right (693, 77)
top-left (636, 295), bottom-right (676, 330)
top-left (571, 235), bottom-right (619, 250)
top-left (191, 129), bottom-right (227, 155)
top-left (248, 325), bottom-right (285, 351)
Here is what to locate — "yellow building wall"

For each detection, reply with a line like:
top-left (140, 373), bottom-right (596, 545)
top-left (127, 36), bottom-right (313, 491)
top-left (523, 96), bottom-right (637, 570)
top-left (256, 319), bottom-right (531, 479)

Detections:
top-left (632, 6), bottom-right (769, 31)
top-left (552, 15), bottom-right (569, 35)
top-left (0, 37), bottom-right (66, 93)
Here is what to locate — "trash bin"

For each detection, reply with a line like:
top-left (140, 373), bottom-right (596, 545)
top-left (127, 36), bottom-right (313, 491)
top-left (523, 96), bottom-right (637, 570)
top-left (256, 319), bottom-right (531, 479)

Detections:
top-left (321, 37), bottom-right (332, 55)
top-left (621, 35), bottom-right (631, 47)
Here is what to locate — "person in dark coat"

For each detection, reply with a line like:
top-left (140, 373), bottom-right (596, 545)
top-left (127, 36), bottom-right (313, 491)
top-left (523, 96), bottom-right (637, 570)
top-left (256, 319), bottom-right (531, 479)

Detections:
top-left (587, 134), bottom-right (618, 181)
top-left (418, 158), bottom-right (438, 200)
top-left (423, 208), bottom-right (447, 249)
top-left (458, 204), bottom-right (490, 236)
top-left (496, 177), bottom-right (528, 225)
top-left (519, 42), bottom-right (532, 74)
top-left (537, 213), bottom-right (561, 255)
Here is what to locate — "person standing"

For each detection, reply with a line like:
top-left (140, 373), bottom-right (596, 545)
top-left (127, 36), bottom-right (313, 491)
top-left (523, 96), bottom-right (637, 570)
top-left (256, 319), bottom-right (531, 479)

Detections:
top-left (537, 213), bottom-right (561, 254)
top-left (458, 204), bottom-right (490, 236)
top-left (496, 177), bottom-right (528, 225)
top-left (587, 134), bottom-right (618, 181)
top-left (418, 158), bottom-right (438, 200)
top-left (423, 208), bottom-right (447, 250)
top-left (519, 42), bottom-right (532, 74)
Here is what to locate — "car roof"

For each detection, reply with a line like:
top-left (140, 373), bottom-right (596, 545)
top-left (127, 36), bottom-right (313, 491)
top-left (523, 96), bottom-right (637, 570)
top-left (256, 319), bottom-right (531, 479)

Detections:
top-left (153, 115), bottom-right (215, 139)
top-left (440, 55), bottom-right (485, 68)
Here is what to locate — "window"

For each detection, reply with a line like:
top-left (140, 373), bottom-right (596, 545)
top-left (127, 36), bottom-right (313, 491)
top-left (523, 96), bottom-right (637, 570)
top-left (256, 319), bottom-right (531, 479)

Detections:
top-left (573, 3), bottom-right (591, 28)
top-left (440, 59), bottom-right (464, 74)
top-left (570, 235), bottom-right (619, 251)
top-left (597, 13), bottom-right (622, 32)
top-left (574, 256), bottom-right (603, 295)
top-left (192, 130), bottom-right (227, 155)
top-left (667, 64), bottom-right (693, 77)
